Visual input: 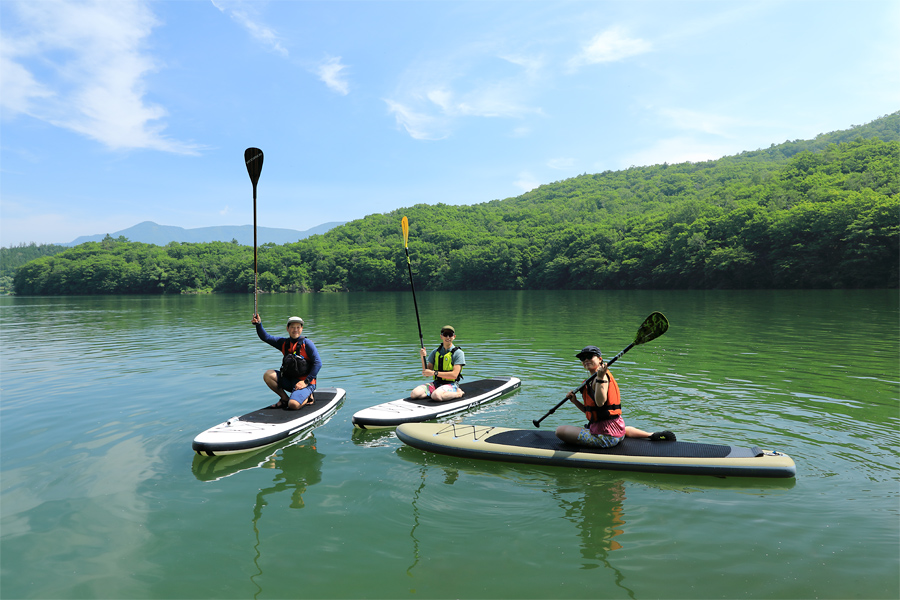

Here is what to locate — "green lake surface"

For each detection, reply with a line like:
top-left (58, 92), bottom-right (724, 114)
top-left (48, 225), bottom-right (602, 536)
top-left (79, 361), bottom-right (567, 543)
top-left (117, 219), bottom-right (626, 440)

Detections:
top-left (1, 290), bottom-right (897, 599)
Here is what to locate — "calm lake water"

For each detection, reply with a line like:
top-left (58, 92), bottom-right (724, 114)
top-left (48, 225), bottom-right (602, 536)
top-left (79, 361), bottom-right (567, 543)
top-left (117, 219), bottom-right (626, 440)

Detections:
top-left (1, 290), bottom-right (898, 599)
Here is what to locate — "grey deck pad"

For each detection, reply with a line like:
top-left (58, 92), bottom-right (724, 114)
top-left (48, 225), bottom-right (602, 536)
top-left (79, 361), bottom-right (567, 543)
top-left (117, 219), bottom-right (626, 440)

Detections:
top-left (486, 429), bottom-right (762, 459)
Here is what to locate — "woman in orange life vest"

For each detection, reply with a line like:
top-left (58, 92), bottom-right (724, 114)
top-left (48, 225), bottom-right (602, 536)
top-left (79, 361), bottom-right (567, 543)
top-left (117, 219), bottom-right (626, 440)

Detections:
top-left (555, 345), bottom-right (675, 448)
top-left (251, 314), bottom-right (322, 410)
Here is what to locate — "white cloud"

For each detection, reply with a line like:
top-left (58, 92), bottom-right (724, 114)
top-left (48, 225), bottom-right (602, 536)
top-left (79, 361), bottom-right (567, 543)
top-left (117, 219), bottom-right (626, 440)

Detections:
top-left (659, 108), bottom-right (741, 137)
top-left (569, 26), bottom-right (652, 70)
top-left (0, 0), bottom-right (200, 154)
top-left (0, 197), bottom-right (132, 246)
top-left (384, 99), bottom-right (449, 141)
top-left (316, 56), bottom-right (349, 95)
top-left (385, 57), bottom-right (543, 140)
top-left (547, 157), bottom-right (575, 170)
top-left (510, 125), bottom-right (531, 138)
top-left (619, 137), bottom-right (735, 169)
top-left (453, 84), bottom-right (539, 118)
top-left (211, 0), bottom-right (287, 56)
top-left (499, 53), bottom-right (544, 79)
top-left (0, 54), bottom-right (54, 114)
top-left (513, 171), bottom-right (541, 193)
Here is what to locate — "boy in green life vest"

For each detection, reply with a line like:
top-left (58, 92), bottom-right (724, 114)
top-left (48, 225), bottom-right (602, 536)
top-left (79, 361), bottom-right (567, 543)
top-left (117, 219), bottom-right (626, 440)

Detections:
top-left (410, 325), bottom-right (466, 402)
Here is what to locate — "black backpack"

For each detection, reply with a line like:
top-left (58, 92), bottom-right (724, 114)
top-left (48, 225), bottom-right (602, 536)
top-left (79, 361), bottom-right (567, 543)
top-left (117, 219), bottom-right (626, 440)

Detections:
top-left (280, 338), bottom-right (310, 380)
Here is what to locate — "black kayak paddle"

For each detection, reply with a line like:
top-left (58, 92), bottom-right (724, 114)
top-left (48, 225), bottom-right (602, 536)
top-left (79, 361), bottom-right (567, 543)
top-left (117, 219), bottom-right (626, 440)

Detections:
top-left (244, 147), bottom-right (264, 315)
top-left (532, 311), bottom-right (669, 428)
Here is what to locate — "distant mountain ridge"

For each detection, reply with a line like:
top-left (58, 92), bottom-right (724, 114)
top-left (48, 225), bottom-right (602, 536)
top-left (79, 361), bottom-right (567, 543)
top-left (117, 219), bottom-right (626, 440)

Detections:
top-left (63, 221), bottom-right (345, 247)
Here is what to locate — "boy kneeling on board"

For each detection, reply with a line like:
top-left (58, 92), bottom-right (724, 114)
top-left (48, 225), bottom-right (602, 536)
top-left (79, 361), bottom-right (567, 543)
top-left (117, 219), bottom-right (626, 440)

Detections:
top-left (411, 325), bottom-right (466, 402)
top-left (556, 345), bottom-right (675, 447)
top-left (252, 314), bottom-right (322, 410)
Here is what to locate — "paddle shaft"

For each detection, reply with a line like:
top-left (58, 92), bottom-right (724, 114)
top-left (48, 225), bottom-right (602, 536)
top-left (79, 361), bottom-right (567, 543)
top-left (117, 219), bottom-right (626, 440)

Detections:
top-left (252, 184), bottom-right (258, 315)
top-left (244, 148), bottom-right (263, 316)
top-left (532, 342), bottom-right (633, 428)
top-left (404, 246), bottom-right (427, 368)
top-left (401, 217), bottom-right (426, 368)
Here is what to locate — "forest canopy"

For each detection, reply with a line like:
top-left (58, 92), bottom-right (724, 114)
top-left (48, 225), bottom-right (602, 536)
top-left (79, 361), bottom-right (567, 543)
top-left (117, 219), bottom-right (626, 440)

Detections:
top-left (9, 113), bottom-right (899, 295)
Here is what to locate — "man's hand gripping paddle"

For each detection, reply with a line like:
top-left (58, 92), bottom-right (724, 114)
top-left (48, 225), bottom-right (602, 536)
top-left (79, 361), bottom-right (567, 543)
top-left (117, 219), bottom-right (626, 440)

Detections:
top-left (532, 311), bottom-right (669, 428)
top-left (401, 217), bottom-right (427, 368)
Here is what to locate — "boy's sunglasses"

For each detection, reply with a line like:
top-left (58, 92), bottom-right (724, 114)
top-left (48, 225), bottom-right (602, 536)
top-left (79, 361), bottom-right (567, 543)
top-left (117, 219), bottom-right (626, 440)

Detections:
top-left (440, 331), bottom-right (454, 337)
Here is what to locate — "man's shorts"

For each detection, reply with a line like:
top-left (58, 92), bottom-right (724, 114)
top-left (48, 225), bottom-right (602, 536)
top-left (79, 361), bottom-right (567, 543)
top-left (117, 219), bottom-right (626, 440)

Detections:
top-left (576, 427), bottom-right (624, 448)
top-left (277, 372), bottom-right (316, 402)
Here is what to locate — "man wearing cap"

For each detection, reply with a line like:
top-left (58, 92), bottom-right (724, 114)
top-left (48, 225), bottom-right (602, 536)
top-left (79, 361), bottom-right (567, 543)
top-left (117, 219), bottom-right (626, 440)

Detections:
top-left (555, 345), bottom-right (675, 447)
top-left (410, 325), bottom-right (466, 401)
top-left (251, 313), bottom-right (322, 409)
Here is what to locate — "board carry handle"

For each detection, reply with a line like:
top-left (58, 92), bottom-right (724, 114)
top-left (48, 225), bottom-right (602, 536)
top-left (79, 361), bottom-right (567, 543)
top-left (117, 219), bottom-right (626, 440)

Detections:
top-left (532, 312), bottom-right (669, 427)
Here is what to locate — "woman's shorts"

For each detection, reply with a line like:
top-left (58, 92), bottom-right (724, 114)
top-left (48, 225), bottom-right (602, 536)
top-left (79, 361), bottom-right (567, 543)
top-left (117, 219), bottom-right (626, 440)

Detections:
top-left (576, 427), bottom-right (624, 448)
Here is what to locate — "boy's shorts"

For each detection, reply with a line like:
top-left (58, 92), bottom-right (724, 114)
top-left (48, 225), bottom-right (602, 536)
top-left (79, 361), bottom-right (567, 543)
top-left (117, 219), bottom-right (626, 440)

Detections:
top-left (576, 428), bottom-right (624, 448)
top-left (427, 382), bottom-right (460, 395)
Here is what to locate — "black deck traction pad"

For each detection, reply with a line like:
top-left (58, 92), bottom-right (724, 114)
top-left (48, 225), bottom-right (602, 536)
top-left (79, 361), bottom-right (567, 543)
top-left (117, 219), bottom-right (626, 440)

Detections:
top-left (239, 389), bottom-right (340, 424)
top-left (403, 379), bottom-right (510, 407)
top-left (486, 429), bottom-right (760, 459)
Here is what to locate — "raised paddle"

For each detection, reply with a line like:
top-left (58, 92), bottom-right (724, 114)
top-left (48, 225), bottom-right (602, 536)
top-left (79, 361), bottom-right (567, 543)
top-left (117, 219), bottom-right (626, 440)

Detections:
top-left (532, 311), bottom-right (669, 428)
top-left (401, 216), bottom-right (427, 368)
top-left (244, 148), bottom-right (264, 316)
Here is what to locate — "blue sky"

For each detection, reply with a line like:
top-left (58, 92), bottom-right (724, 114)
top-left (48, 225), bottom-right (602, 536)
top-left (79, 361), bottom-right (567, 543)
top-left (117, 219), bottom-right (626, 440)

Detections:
top-left (1, 0), bottom-right (898, 247)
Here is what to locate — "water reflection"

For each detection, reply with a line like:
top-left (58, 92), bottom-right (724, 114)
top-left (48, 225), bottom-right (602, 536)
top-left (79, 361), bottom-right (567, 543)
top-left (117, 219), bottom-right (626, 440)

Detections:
top-left (395, 443), bottom-right (796, 595)
top-left (404, 461), bottom-right (461, 586)
top-left (251, 438), bottom-right (324, 511)
top-left (350, 427), bottom-right (397, 448)
top-left (192, 436), bottom-right (325, 598)
top-left (255, 439), bottom-right (323, 598)
top-left (393, 446), bottom-right (635, 590)
top-left (537, 473), bottom-right (634, 597)
top-left (1, 291), bottom-right (895, 599)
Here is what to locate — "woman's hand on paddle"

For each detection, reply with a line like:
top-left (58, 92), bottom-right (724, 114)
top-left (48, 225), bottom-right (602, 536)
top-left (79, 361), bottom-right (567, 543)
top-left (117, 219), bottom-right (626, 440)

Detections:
top-left (565, 390), bottom-right (587, 413)
top-left (251, 313), bottom-right (261, 325)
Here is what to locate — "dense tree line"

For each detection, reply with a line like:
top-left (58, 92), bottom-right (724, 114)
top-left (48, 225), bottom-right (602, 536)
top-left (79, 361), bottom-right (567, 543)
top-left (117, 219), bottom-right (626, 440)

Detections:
top-left (0, 242), bottom-right (69, 294)
top-left (11, 114), bottom-right (900, 295)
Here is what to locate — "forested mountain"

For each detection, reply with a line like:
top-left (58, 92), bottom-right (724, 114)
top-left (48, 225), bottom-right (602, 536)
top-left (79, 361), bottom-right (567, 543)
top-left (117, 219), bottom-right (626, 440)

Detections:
top-left (11, 112), bottom-right (899, 295)
top-left (64, 220), bottom-right (344, 247)
top-left (0, 243), bottom-right (69, 293)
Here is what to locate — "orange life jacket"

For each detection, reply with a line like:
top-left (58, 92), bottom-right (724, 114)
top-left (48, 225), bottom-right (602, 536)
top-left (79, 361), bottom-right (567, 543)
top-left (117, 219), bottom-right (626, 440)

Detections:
top-left (581, 372), bottom-right (622, 422)
top-left (280, 337), bottom-right (315, 383)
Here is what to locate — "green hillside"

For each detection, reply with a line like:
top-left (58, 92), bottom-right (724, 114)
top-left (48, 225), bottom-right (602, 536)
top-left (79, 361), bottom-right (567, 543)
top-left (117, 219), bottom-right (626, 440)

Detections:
top-left (11, 112), bottom-right (899, 295)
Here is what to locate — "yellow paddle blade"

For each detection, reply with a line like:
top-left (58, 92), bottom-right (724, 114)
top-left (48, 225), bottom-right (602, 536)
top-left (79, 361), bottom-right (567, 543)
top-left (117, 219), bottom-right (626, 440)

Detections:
top-left (401, 216), bottom-right (409, 246)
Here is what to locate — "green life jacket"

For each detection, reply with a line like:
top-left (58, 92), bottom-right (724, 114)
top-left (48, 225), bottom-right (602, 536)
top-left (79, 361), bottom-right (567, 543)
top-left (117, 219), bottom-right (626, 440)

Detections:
top-left (433, 344), bottom-right (463, 384)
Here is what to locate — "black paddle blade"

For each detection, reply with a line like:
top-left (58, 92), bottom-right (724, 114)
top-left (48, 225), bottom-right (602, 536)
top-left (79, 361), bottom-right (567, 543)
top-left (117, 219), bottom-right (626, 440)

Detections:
top-left (635, 311), bottom-right (668, 345)
top-left (244, 148), bottom-right (264, 186)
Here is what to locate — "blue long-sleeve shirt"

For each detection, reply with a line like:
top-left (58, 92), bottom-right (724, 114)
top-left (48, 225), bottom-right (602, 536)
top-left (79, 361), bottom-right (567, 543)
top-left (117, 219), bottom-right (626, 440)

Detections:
top-left (255, 323), bottom-right (322, 382)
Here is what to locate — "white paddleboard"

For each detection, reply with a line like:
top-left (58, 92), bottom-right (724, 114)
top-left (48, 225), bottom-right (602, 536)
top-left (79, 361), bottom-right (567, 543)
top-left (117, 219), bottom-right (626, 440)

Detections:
top-left (351, 377), bottom-right (521, 429)
top-left (193, 387), bottom-right (346, 456)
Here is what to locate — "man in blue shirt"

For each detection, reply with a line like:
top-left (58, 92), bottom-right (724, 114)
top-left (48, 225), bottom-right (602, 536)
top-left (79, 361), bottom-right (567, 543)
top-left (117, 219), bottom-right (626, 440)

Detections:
top-left (252, 314), bottom-right (322, 409)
